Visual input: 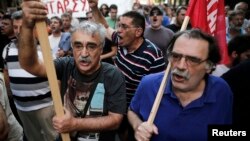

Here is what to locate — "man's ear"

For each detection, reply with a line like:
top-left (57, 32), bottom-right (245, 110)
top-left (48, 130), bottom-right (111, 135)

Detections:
top-left (231, 51), bottom-right (238, 58)
top-left (135, 28), bottom-right (143, 37)
top-left (205, 61), bottom-right (214, 72)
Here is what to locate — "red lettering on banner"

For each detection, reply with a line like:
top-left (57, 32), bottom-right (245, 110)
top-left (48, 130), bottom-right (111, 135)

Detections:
top-left (72, 0), bottom-right (79, 12)
top-left (64, 0), bottom-right (70, 11)
top-left (48, 1), bottom-right (54, 14)
top-left (81, 0), bottom-right (87, 11)
top-left (57, 1), bottom-right (65, 14)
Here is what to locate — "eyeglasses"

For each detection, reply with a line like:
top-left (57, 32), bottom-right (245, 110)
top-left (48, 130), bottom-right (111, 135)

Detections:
top-left (168, 52), bottom-right (208, 66)
top-left (117, 23), bottom-right (138, 30)
top-left (72, 42), bottom-right (102, 52)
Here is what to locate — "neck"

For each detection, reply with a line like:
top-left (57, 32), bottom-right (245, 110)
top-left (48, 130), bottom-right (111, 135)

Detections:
top-left (151, 25), bottom-right (162, 30)
top-left (127, 37), bottom-right (144, 53)
top-left (52, 31), bottom-right (61, 37)
top-left (174, 79), bottom-right (206, 107)
top-left (64, 27), bottom-right (70, 32)
top-left (8, 34), bottom-right (15, 39)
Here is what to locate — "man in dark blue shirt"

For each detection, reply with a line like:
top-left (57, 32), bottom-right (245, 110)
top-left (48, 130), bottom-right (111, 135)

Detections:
top-left (128, 29), bottom-right (233, 141)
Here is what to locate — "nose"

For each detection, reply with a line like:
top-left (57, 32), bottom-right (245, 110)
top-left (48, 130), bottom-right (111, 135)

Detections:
top-left (176, 57), bottom-right (188, 70)
top-left (17, 27), bottom-right (21, 34)
top-left (80, 46), bottom-right (89, 56)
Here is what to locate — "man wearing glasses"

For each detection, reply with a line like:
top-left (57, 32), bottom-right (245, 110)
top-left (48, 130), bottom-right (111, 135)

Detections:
top-left (18, 1), bottom-right (127, 141)
top-left (128, 29), bottom-right (233, 141)
top-left (89, 1), bottom-right (165, 140)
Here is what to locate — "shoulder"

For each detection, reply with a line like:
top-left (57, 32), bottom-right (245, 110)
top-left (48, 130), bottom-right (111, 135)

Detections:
top-left (102, 62), bottom-right (124, 78)
top-left (54, 57), bottom-right (74, 68)
top-left (143, 39), bottom-right (164, 57)
top-left (140, 72), bottom-right (164, 86)
top-left (204, 75), bottom-right (233, 104)
top-left (208, 75), bottom-right (229, 87)
top-left (207, 75), bottom-right (232, 94)
top-left (2, 41), bottom-right (17, 59)
top-left (144, 39), bottom-right (161, 51)
top-left (161, 26), bottom-right (174, 34)
top-left (222, 60), bottom-right (250, 83)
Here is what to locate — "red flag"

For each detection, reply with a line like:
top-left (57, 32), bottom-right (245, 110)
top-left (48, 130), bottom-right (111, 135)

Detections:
top-left (186, 0), bottom-right (229, 64)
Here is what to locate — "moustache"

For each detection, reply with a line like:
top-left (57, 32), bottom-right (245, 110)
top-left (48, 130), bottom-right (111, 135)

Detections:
top-left (78, 56), bottom-right (91, 63)
top-left (171, 68), bottom-right (190, 80)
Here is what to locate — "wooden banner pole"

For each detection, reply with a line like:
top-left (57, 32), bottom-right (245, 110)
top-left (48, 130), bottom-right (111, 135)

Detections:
top-left (147, 16), bottom-right (190, 124)
top-left (35, 21), bottom-right (70, 141)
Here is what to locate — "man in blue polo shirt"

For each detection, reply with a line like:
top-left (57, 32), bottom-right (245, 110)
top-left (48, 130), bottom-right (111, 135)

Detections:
top-left (128, 29), bottom-right (233, 141)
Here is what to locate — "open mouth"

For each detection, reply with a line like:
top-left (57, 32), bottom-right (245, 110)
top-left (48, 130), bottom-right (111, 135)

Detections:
top-left (79, 60), bottom-right (90, 66)
top-left (173, 74), bottom-right (186, 82)
top-left (117, 34), bottom-right (123, 45)
top-left (117, 34), bottom-right (123, 40)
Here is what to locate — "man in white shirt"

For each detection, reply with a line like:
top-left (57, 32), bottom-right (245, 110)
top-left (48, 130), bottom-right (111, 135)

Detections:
top-left (48, 16), bottom-right (65, 58)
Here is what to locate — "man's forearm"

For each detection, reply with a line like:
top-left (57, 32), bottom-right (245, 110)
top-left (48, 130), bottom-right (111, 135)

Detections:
top-left (18, 25), bottom-right (37, 68)
top-left (0, 103), bottom-right (9, 140)
top-left (128, 109), bottom-right (143, 131)
top-left (75, 112), bottom-right (123, 132)
top-left (89, 0), bottom-right (115, 40)
top-left (91, 6), bottom-right (109, 28)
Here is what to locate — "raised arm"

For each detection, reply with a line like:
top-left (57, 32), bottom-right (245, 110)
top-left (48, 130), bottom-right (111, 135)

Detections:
top-left (19, 0), bottom-right (47, 77)
top-left (88, 0), bottom-right (115, 40)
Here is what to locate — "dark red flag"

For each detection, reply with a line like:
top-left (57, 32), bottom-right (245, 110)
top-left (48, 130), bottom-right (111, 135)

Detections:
top-left (186, 0), bottom-right (229, 64)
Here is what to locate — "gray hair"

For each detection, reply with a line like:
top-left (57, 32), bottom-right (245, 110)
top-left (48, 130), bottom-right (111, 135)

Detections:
top-left (71, 20), bottom-right (106, 47)
top-left (11, 10), bottom-right (22, 20)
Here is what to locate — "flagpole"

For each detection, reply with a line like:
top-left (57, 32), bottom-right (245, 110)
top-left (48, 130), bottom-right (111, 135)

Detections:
top-left (35, 15), bottom-right (71, 141)
top-left (147, 16), bottom-right (190, 124)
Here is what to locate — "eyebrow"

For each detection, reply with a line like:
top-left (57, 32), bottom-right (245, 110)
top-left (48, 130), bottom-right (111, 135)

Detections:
top-left (72, 41), bottom-right (98, 46)
top-left (171, 51), bottom-right (201, 59)
top-left (73, 41), bottom-right (82, 46)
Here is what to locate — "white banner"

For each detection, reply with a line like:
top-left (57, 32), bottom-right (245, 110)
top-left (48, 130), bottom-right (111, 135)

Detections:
top-left (42, 0), bottom-right (134, 18)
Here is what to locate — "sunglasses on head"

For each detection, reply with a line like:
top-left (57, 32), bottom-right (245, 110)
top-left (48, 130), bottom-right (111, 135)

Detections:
top-left (150, 11), bottom-right (162, 16)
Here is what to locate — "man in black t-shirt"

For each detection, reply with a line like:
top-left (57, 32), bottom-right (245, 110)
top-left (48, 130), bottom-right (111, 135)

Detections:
top-left (19, 1), bottom-right (127, 141)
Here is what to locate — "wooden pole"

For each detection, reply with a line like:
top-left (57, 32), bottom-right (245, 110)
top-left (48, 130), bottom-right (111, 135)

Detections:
top-left (147, 16), bottom-right (190, 124)
top-left (35, 21), bottom-right (70, 141)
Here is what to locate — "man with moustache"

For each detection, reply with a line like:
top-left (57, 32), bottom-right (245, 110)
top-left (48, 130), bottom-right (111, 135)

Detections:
top-left (89, 1), bottom-right (165, 140)
top-left (18, 1), bottom-right (127, 141)
top-left (128, 29), bottom-right (233, 141)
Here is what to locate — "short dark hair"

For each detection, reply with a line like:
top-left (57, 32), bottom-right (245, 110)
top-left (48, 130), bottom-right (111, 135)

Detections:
top-left (50, 16), bottom-right (62, 25)
top-left (228, 10), bottom-right (244, 21)
top-left (176, 6), bottom-right (187, 16)
top-left (167, 29), bottom-right (221, 65)
top-left (228, 35), bottom-right (250, 55)
top-left (2, 14), bottom-right (11, 20)
top-left (109, 4), bottom-right (118, 10)
top-left (11, 10), bottom-right (22, 20)
top-left (61, 12), bottom-right (72, 20)
top-left (122, 11), bottom-right (145, 36)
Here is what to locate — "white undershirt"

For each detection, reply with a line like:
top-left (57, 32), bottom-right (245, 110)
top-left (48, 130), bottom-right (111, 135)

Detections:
top-left (48, 35), bottom-right (61, 59)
